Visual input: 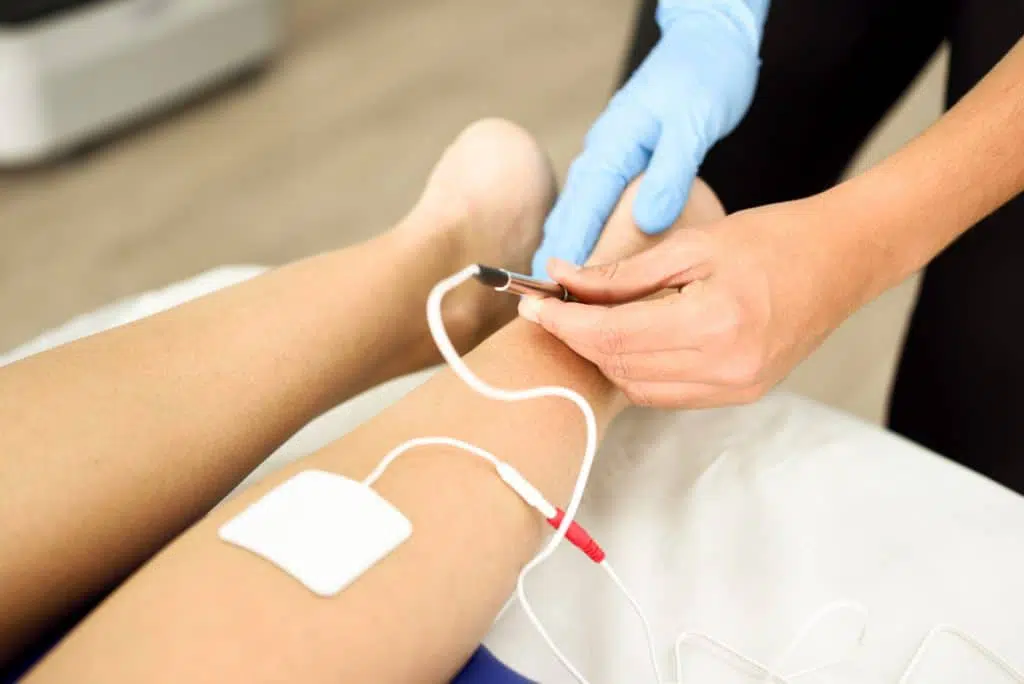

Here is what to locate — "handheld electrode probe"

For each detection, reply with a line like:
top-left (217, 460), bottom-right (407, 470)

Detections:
top-left (474, 264), bottom-right (578, 302)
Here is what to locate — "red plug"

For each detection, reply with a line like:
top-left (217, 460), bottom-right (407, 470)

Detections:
top-left (546, 508), bottom-right (606, 563)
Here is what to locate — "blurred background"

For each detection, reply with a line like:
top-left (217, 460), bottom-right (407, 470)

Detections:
top-left (0, 0), bottom-right (948, 423)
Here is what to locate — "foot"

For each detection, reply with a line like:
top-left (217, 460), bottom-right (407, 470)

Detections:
top-left (405, 118), bottom-right (557, 353)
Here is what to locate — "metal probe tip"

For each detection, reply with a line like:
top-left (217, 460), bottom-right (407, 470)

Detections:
top-left (473, 263), bottom-right (576, 302)
top-left (474, 264), bottom-right (511, 289)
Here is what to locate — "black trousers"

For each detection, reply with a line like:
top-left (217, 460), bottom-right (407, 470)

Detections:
top-left (626, 0), bottom-right (1024, 491)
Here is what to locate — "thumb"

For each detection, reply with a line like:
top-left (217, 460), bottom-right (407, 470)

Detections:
top-left (631, 126), bottom-right (700, 235)
top-left (548, 233), bottom-right (710, 305)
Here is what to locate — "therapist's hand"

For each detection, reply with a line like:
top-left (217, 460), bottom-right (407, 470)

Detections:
top-left (522, 197), bottom-right (881, 409)
top-left (531, 0), bottom-right (767, 277)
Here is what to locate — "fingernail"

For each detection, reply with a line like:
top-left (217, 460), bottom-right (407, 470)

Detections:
top-left (518, 296), bottom-right (542, 323)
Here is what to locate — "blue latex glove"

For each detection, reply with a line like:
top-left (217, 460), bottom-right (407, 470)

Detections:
top-left (532, 0), bottom-right (770, 277)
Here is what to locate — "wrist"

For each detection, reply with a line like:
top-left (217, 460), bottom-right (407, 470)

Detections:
top-left (795, 188), bottom-right (903, 313)
top-left (657, 0), bottom-right (765, 51)
top-left (822, 160), bottom-right (943, 298)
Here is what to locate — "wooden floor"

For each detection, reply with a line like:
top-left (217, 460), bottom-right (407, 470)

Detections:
top-left (0, 1), bottom-right (946, 423)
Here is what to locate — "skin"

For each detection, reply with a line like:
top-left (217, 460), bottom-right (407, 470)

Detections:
top-left (21, 121), bottom-right (723, 681)
top-left (522, 37), bottom-right (1024, 410)
top-left (0, 118), bottom-right (554, 664)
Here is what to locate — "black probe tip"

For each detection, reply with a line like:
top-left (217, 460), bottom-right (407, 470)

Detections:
top-left (474, 264), bottom-right (511, 289)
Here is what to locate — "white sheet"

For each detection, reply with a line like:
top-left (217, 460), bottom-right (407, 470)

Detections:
top-left (6, 268), bottom-right (1024, 683)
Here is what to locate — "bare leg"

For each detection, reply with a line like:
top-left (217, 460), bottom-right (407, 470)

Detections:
top-left (27, 175), bottom-right (724, 683)
top-left (0, 119), bottom-right (556, 663)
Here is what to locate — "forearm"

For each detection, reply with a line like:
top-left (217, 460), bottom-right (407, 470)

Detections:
top-left (827, 38), bottom-right (1024, 297)
top-left (29, 318), bottom-right (623, 683)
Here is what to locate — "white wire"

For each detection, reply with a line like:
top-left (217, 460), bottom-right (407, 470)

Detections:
top-left (898, 624), bottom-right (1024, 684)
top-left (363, 436), bottom-right (501, 488)
top-left (601, 560), bottom-right (664, 682)
top-left (424, 265), bottom-right (600, 683)
top-left (773, 600), bottom-right (869, 680)
top-left (675, 631), bottom-right (789, 683)
top-left (672, 601), bottom-right (869, 684)
top-left (372, 265), bottom-right (1024, 684)
top-left (671, 604), bottom-right (1024, 684)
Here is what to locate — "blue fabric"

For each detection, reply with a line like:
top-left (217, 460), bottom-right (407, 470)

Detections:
top-left (452, 647), bottom-right (536, 683)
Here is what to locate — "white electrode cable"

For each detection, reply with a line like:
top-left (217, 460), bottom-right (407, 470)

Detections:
top-left (673, 601), bottom-right (870, 684)
top-left (898, 624), bottom-right (1024, 684)
top-left (372, 265), bottom-right (1023, 684)
top-left (423, 265), bottom-right (601, 683)
top-left (601, 560), bottom-right (664, 682)
top-left (675, 630), bottom-right (789, 683)
top-left (364, 436), bottom-right (501, 487)
top-left (774, 601), bottom-right (868, 680)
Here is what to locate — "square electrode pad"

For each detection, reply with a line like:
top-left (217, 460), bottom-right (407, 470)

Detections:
top-left (219, 470), bottom-right (412, 597)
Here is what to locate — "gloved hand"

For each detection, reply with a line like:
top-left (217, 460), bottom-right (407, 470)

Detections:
top-left (532, 0), bottom-right (769, 277)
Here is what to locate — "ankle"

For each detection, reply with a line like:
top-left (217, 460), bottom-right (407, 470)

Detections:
top-left (394, 200), bottom-right (470, 269)
top-left (407, 181), bottom-right (472, 238)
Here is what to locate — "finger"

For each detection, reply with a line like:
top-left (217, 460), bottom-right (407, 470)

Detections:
top-left (561, 283), bottom-right (755, 385)
top-left (584, 97), bottom-right (660, 154)
top-left (545, 161), bottom-right (629, 266)
top-left (578, 282), bottom-right (751, 369)
top-left (518, 298), bottom-right (612, 364)
top-left (533, 112), bottom-right (656, 275)
top-left (632, 126), bottom-right (701, 235)
top-left (532, 157), bottom-right (633, 277)
top-left (548, 237), bottom-right (710, 304)
top-left (521, 296), bottom-right (691, 359)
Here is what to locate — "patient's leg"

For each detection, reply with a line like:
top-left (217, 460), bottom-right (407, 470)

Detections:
top-left (0, 119), bottom-right (556, 663)
top-left (27, 177), bottom-right (725, 683)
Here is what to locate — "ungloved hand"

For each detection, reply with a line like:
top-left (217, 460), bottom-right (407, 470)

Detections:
top-left (521, 195), bottom-right (884, 409)
top-left (532, 0), bottom-right (769, 278)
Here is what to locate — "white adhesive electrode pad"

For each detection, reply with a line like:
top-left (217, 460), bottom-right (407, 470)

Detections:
top-left (218, 469), bottom-right (412, 597)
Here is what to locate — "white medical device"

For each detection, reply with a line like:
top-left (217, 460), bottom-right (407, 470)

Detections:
top-left (220, 470), bottom-right (413, 598)
top-left (0, 0), bottom-right (281, 165)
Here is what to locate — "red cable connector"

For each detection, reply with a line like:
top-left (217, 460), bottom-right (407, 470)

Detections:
top-left (546, 508), bottom-right (605, 563)
top-left (494, 462), bottom-right (607, 564)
